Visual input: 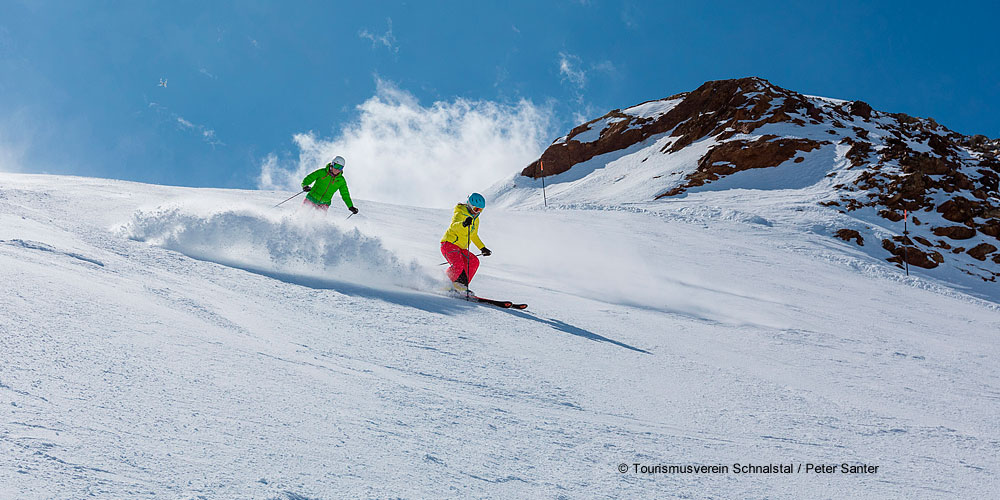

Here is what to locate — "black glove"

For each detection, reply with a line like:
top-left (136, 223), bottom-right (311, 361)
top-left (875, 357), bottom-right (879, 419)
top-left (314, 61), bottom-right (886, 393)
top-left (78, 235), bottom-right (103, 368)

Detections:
top-left (302, 185), bottom-right (311, 192)
top-left (461, 217), bottom-right (473, 227)
top-left (480, 247), bottom-right (491, 257)
top-left (349, 206), bottom-right (359, 214)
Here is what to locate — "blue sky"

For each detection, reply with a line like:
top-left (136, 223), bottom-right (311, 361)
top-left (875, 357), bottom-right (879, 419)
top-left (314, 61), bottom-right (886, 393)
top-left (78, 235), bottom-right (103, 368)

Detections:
top-left (1, 0), bottom-right (997, 205)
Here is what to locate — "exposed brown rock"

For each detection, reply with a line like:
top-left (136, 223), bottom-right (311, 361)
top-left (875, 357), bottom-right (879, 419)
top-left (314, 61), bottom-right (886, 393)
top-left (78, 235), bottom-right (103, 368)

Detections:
top-left (937, 197), bottom-right (980, 224)
top-left (521, 108), bottom-right (661, 178)
top-left (981, 221), bottom-right (1000, 238)
top-left (968, 243), bottom-right (998, 261)
top-left (844, 199), bottom-right (865, 211)
top-left (882, 238), bottom-right (942, 268)
top-left (835, 229), bottom-right (864, 246)
top-left (926, 133), bottom-right (953, 157)
top-left (845, 140), bottom-right (873, 167)
top-left (967, 134), bottom-right (1000, 155)
top-left (523, 77), bottom-right (830, 180)
top-left (850, 101), bottom-right (873, 120)
top-left (977, 169), bottom-right (1000, 193)
top-left (892, 112), bottom-right (921, 126)
top-left (879, 209), bottom-right (904, 222)
top-left (901, 153), bottom-right (952, 176)
top-left (932, 226), bottom-right (977, 240)
top-left (658, 136), bottom-right (825, 196)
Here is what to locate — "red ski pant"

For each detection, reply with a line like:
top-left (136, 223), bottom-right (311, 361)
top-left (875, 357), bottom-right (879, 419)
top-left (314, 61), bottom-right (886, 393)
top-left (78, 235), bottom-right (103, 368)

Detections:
top-left (302, 198), bottom-right (330, 212)
top-left (441, 241), bottom-right (479, 283)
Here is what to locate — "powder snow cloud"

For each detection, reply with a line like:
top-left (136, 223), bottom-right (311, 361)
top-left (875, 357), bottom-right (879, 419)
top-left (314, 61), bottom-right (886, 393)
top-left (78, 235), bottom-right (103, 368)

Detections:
top-left (258, 79), bottom-right (553, 208)
top-left (0, 107), bottom-right (34, 173)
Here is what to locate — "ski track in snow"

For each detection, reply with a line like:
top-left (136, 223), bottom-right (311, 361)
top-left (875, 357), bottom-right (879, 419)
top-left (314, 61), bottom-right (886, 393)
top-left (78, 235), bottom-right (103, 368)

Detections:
top-left (1, 173), bottom-right (998, 499)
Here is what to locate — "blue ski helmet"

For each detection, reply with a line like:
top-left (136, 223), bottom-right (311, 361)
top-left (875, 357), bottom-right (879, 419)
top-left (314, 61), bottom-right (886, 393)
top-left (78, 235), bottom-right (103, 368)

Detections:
top-left (467, 193), bottom-right (486, 209)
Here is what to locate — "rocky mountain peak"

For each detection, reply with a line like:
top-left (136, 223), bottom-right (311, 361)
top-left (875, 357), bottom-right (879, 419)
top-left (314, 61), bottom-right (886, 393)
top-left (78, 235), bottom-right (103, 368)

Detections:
top-left (514, 77), bottom-right (1000, 283)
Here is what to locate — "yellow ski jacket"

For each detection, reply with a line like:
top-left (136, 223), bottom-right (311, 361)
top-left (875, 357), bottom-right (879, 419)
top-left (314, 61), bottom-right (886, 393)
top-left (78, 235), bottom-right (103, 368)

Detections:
top-left (441, 203), bottom-right (486, 250)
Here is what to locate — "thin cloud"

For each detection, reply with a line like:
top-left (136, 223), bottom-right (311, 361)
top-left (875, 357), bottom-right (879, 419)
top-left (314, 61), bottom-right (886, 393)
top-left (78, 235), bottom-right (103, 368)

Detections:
top-left (258, 79), bottom-right (554, 208)
top-left (359, 18), bottom-right (399, 53)
top-left (202, 129), bottom-right (223, 147)
top-left (621, 3), bottom-right (640, 29)
top-left (558, 52), bottom-right (587, 88)
top-left (148, 102), bottom-right (225, 148)
top-left (591, 60), bottom-right (619, 76)
top-left (559, 53), bottom-right (618, 87)
top-left (557, 54), bottom-right (620, 125)
top-left (494, 65), bottom-right (509, 88)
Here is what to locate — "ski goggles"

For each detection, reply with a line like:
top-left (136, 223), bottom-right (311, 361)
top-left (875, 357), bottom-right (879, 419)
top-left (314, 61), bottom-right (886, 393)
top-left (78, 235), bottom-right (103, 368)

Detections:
top-left (470, 205), bottom-right (483, 214)
top-left (328, 163), bottom-right (344, 171)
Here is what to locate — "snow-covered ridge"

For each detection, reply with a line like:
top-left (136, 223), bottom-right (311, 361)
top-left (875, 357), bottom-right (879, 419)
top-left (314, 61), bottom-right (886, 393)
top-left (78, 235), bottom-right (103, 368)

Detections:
top-left (622, 97), bottom-right (685, 120)
top-left (550, 97), bottom-right (685, 147)
top-left (802, 94), bottom-right (851, 106)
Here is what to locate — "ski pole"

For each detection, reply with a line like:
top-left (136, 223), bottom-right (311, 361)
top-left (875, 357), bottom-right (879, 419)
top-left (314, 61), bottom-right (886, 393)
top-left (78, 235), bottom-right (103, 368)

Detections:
top-left (439, 253), bottom-right (481, 265)
top-left (465, 222), bottom-right (472, 299)
top-left (274, 189), bottom-right (306, 208)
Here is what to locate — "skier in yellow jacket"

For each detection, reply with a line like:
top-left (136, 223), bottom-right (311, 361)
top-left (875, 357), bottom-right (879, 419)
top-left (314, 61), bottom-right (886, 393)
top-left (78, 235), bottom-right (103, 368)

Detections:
top-left (441, 193), bottom-right (491, 294)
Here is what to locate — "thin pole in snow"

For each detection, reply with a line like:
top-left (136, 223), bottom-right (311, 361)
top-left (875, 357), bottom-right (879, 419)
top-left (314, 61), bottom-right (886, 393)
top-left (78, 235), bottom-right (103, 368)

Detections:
top-left (540, 161), bottom-right (548, 208)
top-left (903, 209), bottom-right (910, 277)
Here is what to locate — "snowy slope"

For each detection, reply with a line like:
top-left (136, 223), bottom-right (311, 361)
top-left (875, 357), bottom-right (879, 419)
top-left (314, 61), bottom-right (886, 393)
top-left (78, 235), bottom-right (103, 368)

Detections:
top-left (2, 172), bottom-right (999, 499)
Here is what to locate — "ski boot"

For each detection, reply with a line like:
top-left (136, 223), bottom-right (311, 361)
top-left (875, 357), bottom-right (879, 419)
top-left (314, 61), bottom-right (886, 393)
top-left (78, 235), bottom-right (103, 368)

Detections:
top-left (450, 272), bottom-right (474, 296)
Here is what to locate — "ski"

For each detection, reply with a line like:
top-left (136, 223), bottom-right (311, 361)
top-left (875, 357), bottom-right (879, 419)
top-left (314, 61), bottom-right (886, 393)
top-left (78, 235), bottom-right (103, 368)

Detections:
top-left (470, 295), bottom-right (527, 309)
top-left (444, 288), bottom-right (528, 309)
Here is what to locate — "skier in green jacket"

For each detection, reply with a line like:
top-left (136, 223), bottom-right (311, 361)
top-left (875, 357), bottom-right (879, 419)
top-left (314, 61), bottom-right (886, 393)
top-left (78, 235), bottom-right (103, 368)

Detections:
top-left (301, 155), bottom-right (358, 214)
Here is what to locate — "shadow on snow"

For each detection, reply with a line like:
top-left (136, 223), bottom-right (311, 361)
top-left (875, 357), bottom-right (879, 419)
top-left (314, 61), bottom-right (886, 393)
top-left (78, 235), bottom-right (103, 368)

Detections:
top-left (506, 309), bottom-right (651, 354)
top-left (184, 252), bottom-right (652, 349)
top-left (218, 262), bottom-right (467, 315)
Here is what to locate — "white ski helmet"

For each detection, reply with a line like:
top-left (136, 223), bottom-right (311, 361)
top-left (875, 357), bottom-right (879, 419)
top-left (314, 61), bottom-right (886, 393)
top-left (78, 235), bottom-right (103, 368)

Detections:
top-left (331, 156), bottom-right (346, 169)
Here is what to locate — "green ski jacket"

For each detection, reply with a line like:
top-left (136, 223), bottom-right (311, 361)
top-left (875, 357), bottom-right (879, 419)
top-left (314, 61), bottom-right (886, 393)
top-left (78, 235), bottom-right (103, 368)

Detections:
top-left (302, 167), bottom-right (354, 208)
